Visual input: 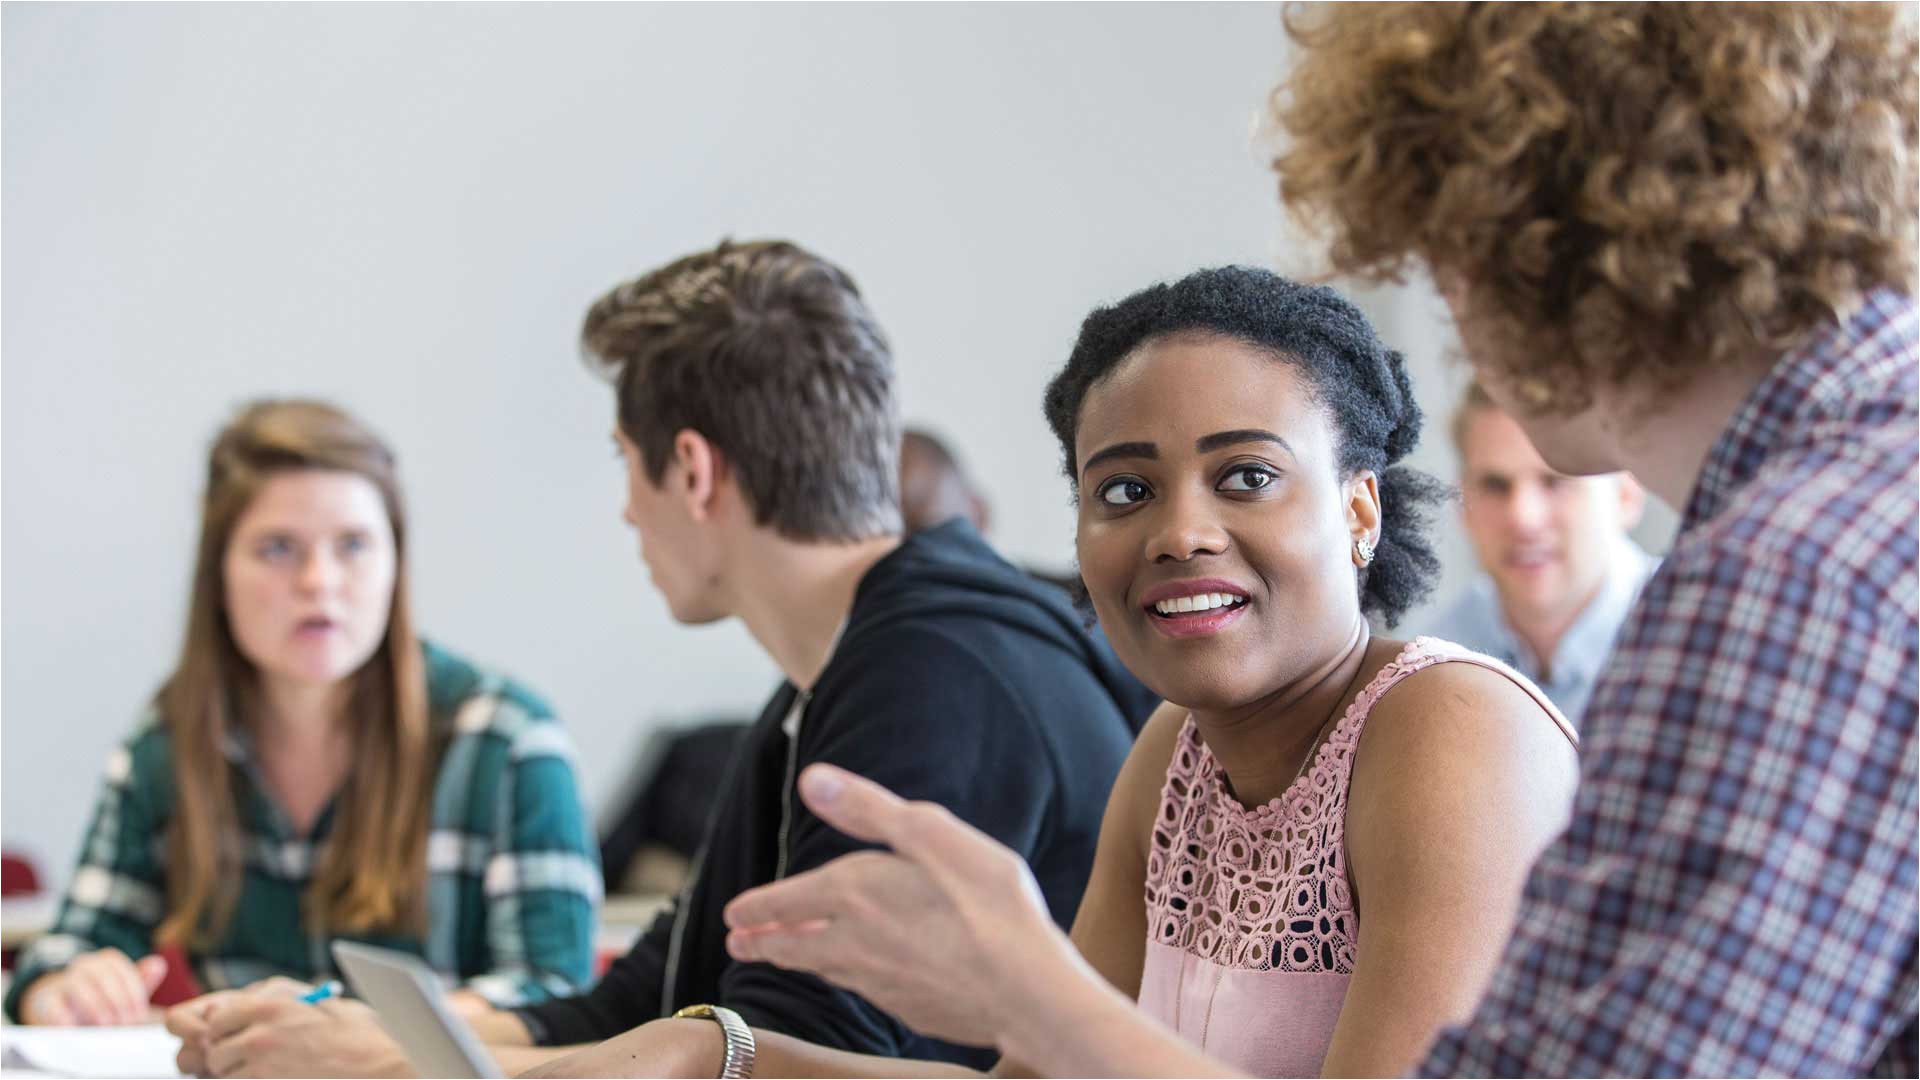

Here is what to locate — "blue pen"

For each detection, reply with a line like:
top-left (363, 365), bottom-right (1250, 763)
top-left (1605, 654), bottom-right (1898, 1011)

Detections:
top-left (300, 980), bottom-right (345, 1005)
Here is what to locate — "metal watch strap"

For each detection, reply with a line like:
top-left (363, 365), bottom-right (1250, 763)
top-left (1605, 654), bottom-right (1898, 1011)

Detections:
top-left (672, 1003), bottom-right (756, 1079)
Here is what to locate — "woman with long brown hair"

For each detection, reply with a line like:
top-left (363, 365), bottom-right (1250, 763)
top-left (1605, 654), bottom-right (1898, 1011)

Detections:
top-left (5, 399), bottom-right (600, 1026)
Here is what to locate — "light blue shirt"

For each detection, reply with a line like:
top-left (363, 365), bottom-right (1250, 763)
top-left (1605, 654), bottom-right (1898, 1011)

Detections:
top-left (1427, 537), bottom-right (1659, 726)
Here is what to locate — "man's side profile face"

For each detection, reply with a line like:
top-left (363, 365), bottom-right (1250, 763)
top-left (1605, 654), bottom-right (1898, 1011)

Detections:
top-left (1458, 404), bottom-right (1644, 628)
top-left (616, 427), bottom-right (730, 625)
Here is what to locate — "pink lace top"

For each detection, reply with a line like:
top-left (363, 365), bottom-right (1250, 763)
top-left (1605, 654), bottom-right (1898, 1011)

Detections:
top-left (1136, 637), bottom-right (1575, 1077)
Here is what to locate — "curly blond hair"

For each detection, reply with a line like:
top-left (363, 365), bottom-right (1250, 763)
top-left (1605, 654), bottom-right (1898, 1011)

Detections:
top-left (1272, 2), bottom-right (1917, 412)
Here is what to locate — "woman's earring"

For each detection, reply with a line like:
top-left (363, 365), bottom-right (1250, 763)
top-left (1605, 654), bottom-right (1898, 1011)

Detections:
top-left (1353, 536), bottom-right (1376, 566)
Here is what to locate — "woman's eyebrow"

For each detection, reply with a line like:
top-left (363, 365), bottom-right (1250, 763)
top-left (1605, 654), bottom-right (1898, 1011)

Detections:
top-left (1080, 441), bottom-right (1157, 478)
top-left (1195, 428), bottom-right (1295, 458)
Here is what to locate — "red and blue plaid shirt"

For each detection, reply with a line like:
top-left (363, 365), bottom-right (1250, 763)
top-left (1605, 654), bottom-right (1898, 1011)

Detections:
top-left (1421, 290), bottom-right (1919, 1077)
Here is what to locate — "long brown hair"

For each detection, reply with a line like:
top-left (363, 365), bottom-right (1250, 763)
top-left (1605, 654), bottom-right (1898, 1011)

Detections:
top-left (156, 400), bottom-right (433, 948)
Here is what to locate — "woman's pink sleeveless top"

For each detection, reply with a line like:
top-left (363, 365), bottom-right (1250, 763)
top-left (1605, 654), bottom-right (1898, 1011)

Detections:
top-left (1135, 637), bottom-right (1576, 1077)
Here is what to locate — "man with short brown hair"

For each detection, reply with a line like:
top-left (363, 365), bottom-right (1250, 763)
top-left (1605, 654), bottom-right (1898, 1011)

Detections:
top-left (1430, 382), bottom-right (1653, 725)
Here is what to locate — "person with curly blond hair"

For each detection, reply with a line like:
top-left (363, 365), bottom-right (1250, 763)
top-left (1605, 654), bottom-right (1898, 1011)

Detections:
top-left (720, 5), bottom-right (1917, 1077)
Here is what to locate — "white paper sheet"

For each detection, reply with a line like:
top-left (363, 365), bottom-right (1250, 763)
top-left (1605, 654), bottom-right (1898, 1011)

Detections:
top-left (0, 1025), bottom-right (183, 1078)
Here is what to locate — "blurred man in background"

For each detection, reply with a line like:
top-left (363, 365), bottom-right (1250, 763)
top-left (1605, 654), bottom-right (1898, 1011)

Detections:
top-left (1429, 383), bottom-right (1654, 724)
top-left (898, 429), bottom-right (991, 536)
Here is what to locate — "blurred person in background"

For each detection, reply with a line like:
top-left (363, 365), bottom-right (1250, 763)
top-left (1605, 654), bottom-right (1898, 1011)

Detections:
top-left (1428, 382), bottom-right (1654, 725)
top-left (10, 400), bottom-right (598, 1035)
top-left (898, 428), bottom-right (991, 537)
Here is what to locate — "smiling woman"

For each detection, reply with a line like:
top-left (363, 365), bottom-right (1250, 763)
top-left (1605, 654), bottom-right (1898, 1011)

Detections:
top-left (1025, 269), bottom-right (1581, 1076)
top-left (707, 270), bottom-right (1585, 1080)
top-left (4, 400), bottom-right (601, 1033)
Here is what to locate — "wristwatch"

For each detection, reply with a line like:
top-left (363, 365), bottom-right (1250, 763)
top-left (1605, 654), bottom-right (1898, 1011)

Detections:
top-left (673, 1003), bottom-right (757, 1079)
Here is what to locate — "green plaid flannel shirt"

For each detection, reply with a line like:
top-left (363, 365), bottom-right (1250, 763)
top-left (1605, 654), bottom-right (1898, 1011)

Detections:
top-left (4, 642), bottom-right (601, 1019)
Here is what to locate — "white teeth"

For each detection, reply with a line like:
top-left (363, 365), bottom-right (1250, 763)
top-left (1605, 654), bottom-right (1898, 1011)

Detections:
top-left (1154, 593), bottom-right (1245, 616)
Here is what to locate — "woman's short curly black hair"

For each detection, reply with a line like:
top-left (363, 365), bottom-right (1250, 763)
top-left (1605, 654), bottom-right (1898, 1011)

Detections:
top-left (1042, 266), bottom-right (1447, 627)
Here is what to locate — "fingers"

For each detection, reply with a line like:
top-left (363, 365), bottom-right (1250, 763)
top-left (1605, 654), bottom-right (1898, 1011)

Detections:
top-left (66, 950), bottom-right (147, 1025)
top-left (314, 997), bottom-right (366, 1022)
top-left (250, 976), bottom-right (313, 998)
top-left (799, 765), bottom-right (1013, 885)
top-left (137, 953), bottom-right (169, 995)
top-left (725, 772), bottom-right (994, 937)
top-left (166, 992), bottom-right (231, 1077)
top-left (204, 992), bottom-right (293, 1044)
top-left (174, 1034), bottom-right (209, 1077)
top-left (103, 949), bottom-right (152, 1023)
top-left (163, 1000), bottom-right (207, 1039)
top-left (52, 977), bottom-right (105, 1026)
top-left (165, 989), bottom-right (232, 1040)
top-left (791, 764), bottom-right (914, 848)
top-left (725, 919), bottom-right (834, 966)
top-left (38, 993), bottom-right (80, 1027)
top-left (20, 977), bottom-right (78, 1026)
top-left (724, 861), bottom-right (849, 931)
top-left (205, 1029), bottom-right (254, 1079)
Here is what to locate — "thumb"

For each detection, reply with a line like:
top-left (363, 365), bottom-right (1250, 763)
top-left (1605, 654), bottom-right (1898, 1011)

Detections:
top-left (794, 763), bottom-right (914, 848)
top-left (138, 953), bottom-right (169, 994)
top-left (797, 764), bottom-right (993, 877)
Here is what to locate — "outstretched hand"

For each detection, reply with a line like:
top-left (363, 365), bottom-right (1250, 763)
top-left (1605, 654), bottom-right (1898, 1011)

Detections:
top-left (722, 763), bottom-right (1090, 1053)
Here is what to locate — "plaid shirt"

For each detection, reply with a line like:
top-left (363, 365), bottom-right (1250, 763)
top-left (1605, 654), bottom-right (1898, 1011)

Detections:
top-left (4, 642), bottom-right (602, 1019)
top-left (1421, 290), bottom-right (1919, 1077)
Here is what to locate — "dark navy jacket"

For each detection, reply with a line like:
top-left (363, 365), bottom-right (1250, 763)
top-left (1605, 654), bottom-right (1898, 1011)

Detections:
top-left (518, 520), bottom-right (1141, 1066)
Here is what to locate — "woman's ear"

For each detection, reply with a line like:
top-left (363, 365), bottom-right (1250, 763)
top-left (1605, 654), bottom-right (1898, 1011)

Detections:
top-left (1346, 470), bottom-right (1381, 567)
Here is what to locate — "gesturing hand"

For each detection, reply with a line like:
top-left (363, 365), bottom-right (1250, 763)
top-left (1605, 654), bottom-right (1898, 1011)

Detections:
top-left (722, 763), bottom-right (1086, 1052)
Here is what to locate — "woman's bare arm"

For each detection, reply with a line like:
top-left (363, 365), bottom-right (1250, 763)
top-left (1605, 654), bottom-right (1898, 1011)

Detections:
top-left (1318, 663), bottom-right (1578, 1077)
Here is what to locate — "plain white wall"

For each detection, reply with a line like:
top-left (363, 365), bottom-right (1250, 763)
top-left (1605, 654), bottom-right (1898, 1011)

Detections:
top-left (1, 3), bottom-right (1670, 885)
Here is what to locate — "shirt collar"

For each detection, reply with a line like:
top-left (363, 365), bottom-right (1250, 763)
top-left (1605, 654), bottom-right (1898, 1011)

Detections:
top-left (1684, 288), bottom-right (1917, 530)
top-left (1546, 537), bottom-right (1656, 685)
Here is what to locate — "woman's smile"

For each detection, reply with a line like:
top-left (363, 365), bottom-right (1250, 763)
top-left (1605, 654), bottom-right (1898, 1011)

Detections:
top-left (1139, 578), bottom-right (1253, 638)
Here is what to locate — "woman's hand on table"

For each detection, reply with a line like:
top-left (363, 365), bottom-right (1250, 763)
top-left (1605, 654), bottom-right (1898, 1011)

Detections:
top-left (18, 947), bottom-right (168, 1026)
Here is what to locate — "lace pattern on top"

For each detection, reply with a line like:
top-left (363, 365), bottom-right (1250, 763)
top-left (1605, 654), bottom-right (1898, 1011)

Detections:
top-left (1142, 637), bottom-right (1484, 974)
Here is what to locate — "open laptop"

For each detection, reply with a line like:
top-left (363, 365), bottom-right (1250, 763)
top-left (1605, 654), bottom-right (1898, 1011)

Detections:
top-left (330, 941), bottom-right (505, 1079)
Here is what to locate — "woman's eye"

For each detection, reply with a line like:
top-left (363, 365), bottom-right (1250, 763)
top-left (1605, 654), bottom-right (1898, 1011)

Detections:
top-left (337, 533), bottom-right (369, 557)
top-left (1097, 478), bottom-right (1151, 506)
top-left (1217, 466), bottom-right (1276, 492)
top-left (256, 537), bottom-right (296, 561)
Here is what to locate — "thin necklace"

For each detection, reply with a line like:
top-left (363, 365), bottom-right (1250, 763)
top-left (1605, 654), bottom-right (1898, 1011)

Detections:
top-left (1288, 644), bottom-right (1373, 789)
